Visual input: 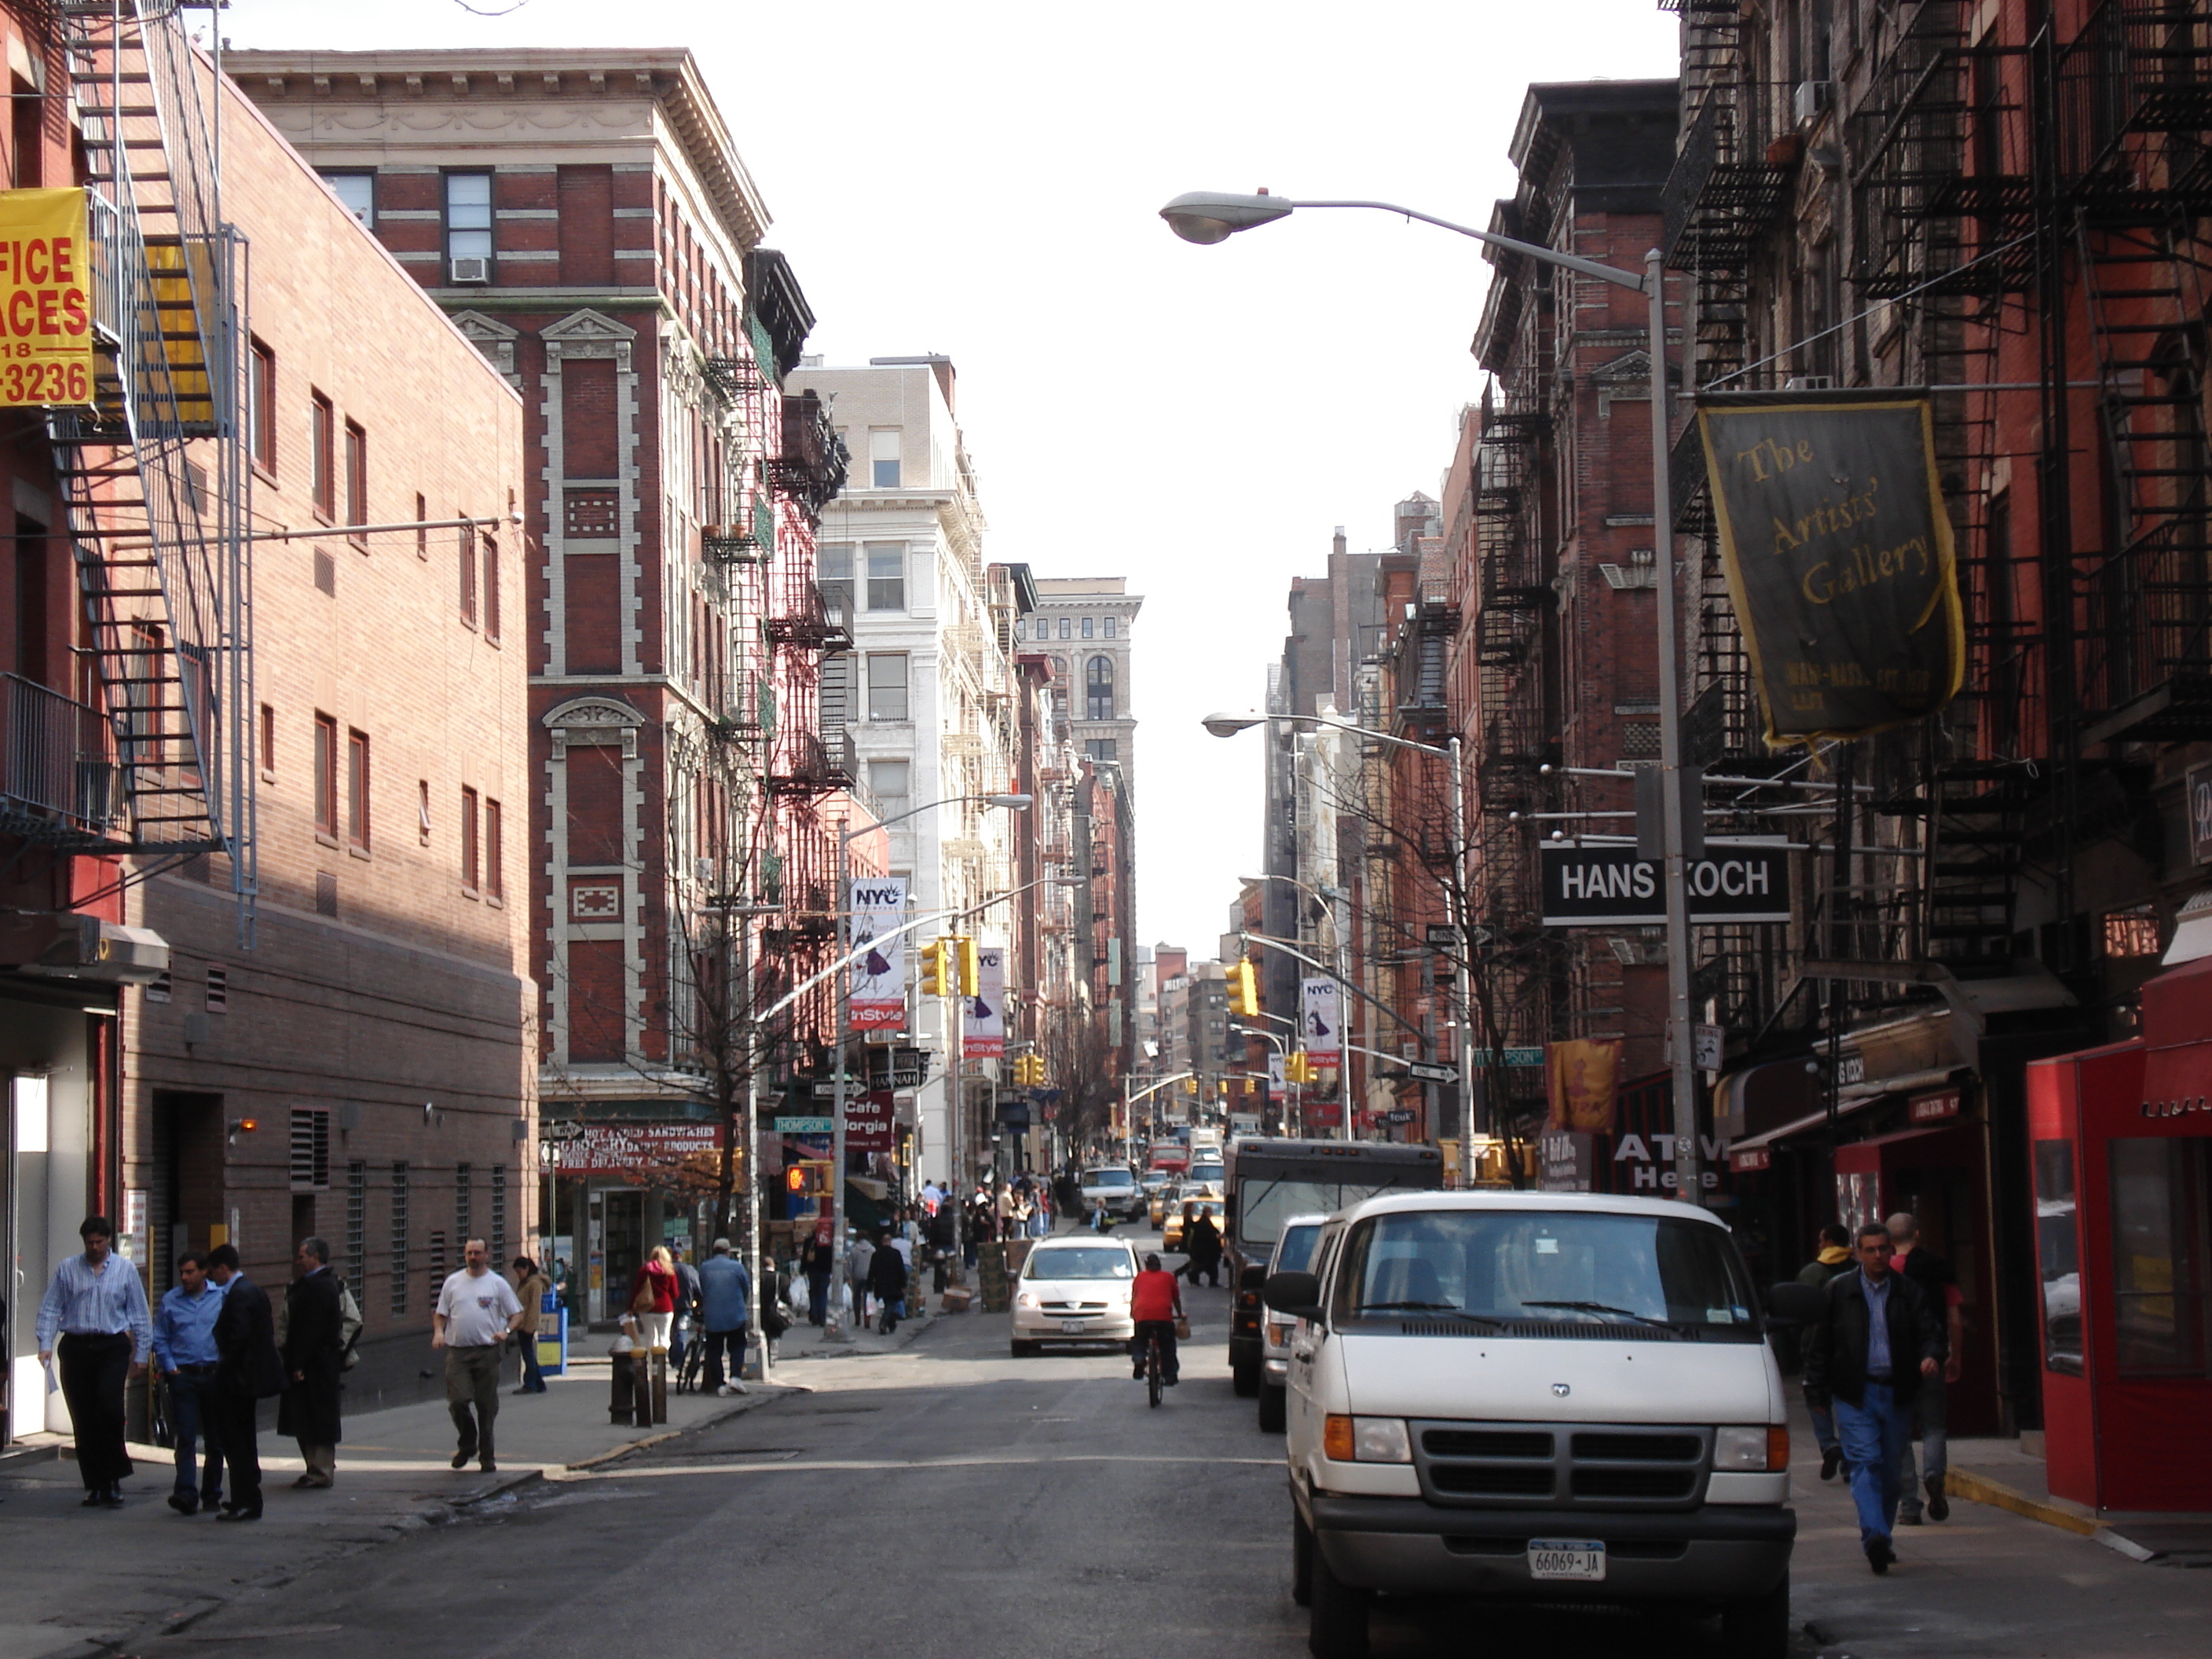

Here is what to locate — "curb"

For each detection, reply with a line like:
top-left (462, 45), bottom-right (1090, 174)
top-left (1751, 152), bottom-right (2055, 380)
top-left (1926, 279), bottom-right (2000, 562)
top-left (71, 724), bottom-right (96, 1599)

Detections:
top-left (1946, 1467), bottom-right (2100, 1537)
top-left (772, 1310), bottom-right (938, 1362)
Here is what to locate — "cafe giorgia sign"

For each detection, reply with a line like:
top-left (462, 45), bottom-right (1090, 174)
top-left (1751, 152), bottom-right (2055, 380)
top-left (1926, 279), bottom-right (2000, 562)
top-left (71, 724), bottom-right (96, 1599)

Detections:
top-left (1697, 390), bottom-right (1964, 745)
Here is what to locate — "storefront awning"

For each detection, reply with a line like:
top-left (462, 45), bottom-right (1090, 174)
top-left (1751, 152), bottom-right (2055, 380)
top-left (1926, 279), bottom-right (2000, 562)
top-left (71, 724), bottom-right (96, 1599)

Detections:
top-left (2163, 888), bottom-right (2212, 967)
top-left (1725, 1065), bottom-right (1968, 1170)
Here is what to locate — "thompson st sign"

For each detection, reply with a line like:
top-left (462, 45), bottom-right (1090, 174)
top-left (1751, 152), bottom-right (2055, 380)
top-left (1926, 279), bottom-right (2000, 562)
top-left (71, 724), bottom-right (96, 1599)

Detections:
top-left (1540, 843), bottom-right (1792, 927)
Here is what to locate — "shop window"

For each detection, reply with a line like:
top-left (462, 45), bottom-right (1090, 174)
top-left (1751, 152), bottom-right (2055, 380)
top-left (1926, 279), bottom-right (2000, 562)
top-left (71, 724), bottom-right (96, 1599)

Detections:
top-left (2103, 903), bottom-right (2162, 959)
top-left (2110, 1137), bottom-right (2211, 1377)
top-left (2035, 1138), bottom-right (2082, 1374)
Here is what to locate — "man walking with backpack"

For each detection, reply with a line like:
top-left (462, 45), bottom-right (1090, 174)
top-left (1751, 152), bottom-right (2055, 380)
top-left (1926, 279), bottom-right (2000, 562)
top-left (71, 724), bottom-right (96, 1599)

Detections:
top-left (279, 1237), bottom-right (346, 1489)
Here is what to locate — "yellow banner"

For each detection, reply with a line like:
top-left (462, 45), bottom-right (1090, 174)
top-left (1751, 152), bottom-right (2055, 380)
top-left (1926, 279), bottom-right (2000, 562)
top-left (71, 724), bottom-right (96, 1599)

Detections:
top-left (0, 188), bottom-right (94, 408)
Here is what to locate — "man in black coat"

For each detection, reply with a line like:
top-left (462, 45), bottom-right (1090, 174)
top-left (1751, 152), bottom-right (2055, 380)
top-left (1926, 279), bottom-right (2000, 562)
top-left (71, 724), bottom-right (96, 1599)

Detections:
top-left (867, 1233), bottom-right (909, 1335)
top-left (1803, 1222), bottom-right (1946, 1575)
top-left (277, 1237), bottom-right (345, 1489)
top-left (206, 1244), bottom-right (283, 1521)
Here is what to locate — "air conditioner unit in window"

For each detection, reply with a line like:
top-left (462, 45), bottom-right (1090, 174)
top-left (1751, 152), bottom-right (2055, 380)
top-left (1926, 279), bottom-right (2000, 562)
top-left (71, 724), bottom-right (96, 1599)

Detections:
top-left (449, 256), bottom-right (491, 284)
top-left (1783, 374), bottom-right (1834, 391)
top-left (1793, 79), bottom-right (1831, 126)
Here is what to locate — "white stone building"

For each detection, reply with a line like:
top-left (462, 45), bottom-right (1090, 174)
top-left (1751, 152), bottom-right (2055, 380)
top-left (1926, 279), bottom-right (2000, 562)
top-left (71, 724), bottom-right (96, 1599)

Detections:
top-left (1022, 577), bottom-right (1141, 791)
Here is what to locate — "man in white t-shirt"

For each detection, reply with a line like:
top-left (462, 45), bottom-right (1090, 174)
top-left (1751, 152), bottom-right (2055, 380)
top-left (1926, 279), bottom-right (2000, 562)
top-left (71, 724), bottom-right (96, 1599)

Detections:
top-left (432, 1238), bottom-right (525, 1473)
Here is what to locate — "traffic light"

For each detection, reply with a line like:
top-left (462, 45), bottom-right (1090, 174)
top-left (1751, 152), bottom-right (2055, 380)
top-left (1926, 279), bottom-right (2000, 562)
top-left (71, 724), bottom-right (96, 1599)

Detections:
top-left (1286, 1052), bottom-right (1313, 1086)
top-left (957, 935), bottom-right (980, 998)
top-left (1185, 1076), bottom-right (1199, 1095)
top-left (919, 937), bottom-right (950, 997)
top-left (1230, 958), bottom-right (1259, 1018)
top-left (784, 1161), bottom-right (830, 1196)
top-left (1013, 1053), bottom-right (1046, 1086)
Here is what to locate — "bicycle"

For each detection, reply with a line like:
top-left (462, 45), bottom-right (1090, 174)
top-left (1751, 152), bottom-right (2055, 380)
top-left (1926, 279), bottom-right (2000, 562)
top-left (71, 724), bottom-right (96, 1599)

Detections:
top-left (1144, 1328), bottom-right (1165, 1408)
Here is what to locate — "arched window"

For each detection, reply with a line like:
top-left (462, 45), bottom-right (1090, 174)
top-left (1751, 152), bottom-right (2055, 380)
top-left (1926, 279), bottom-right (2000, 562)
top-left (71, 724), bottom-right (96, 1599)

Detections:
top-left (1086, 654), bottom-right (1115, 721)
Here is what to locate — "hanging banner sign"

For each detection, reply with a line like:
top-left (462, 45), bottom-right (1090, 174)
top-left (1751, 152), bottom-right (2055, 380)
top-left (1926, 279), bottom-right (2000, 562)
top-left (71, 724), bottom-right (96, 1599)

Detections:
top-left (0, 189), bottom-right (94, 408)
top-left (963, 945), bottom-right (1005, 1059)
top-left (846, 876), bottom-right (908, 1030)
top-left (1697, 390), bottom-right (1964, 745)
top-left (844, 1088), bottom-right (895, 1154)
top-left (1301, 977), bottom-right (1342, 1068)
top-left (1266, 1052), bottom-right (1285, 1101)
top-left (1540, 843), bottom-right (1793, 926)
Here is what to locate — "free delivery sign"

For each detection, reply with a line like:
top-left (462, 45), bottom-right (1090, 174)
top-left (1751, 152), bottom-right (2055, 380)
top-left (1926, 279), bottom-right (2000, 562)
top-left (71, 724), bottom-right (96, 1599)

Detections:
top-left (0, 190), bottom-right (94, 407)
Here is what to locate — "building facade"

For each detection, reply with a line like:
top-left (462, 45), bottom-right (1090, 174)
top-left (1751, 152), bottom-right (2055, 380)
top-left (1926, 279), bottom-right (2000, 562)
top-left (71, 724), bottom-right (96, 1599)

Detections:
top-left (1024, 576), bottom-right (1141, 787)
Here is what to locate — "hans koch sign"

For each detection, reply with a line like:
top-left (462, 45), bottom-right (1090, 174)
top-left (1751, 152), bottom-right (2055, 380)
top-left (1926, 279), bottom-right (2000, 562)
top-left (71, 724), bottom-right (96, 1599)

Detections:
top-left (1540, 843), bottom-right (1793, 927)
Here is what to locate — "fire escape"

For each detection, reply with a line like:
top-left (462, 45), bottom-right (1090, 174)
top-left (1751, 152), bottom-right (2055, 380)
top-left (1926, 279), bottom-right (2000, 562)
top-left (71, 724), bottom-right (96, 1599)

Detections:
top-left (5, 2), bottom-right (254, 933)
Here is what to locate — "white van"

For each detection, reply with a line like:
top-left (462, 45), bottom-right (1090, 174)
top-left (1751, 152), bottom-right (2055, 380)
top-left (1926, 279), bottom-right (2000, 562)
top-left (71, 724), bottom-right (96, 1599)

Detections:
top-left (1265, 1190), bottom-right (1793, 1658)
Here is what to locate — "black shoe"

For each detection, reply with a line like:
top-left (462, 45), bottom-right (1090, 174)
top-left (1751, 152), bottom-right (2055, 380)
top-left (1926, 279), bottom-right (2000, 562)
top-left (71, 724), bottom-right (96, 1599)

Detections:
top-left (167, 1492), bottom-right (198, 1516)
top-left (217, 1505), bottom-right (262, 1522)
top-left (1866, 1537), bottom-right (1895, 1575)
top-left (1820, 1445), bottom-right (1843, 1482)
top-left (1926, 1477), bottom-right (1950, 1522)
top-left (81, 1490), bottom-right (107, 1508)
top-left (201, 1489), bottom-right (224, 1510)
top-left (1899, 1507), bottom-right (1923, 1525)
top-left (452, 1449), bottom-right (472, 1470)
top-left (479, 1460), bottom-right (497, 1474)
top-left (98, 1490), bottom-right (124, 1509)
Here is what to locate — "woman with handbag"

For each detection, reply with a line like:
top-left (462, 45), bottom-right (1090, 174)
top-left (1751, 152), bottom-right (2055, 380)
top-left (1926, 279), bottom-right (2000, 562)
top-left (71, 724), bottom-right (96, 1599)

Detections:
top-left (627, 1246), bottom-right (679, 1353)
top-left (509, 1256), bottom-right (551, 1394)
top-left (1127, 1251), bottom-right (1185, 1387)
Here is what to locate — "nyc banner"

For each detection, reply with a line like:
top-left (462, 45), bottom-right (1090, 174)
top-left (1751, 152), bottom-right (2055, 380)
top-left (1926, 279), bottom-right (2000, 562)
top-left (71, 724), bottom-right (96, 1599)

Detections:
top-left (1301, 976), bottom-right (1342, 1068)
top-left (1697, 390), bottom-right (1963, 745)
top-left (846, 875), bottom-right (908, 1031)
top-left (962, 945), bottom-right (1005, 1059)
top-left (0, 189), bottom-right (94, 407)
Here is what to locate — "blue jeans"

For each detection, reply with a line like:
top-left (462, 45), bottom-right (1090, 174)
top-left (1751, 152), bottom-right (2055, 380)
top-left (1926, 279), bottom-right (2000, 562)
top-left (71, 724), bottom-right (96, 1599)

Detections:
top-left (165, 1368), bottom-right (224, 1500)
top-left (515, 1330), bottom-right (546, 1392)
top-left (1834, 1381), bottom-right (1912, 1548)
top-left (1809, 1401), bottom-right (1839, 1455)
top-left (1897, 1369), bottom-right (1948, 1514)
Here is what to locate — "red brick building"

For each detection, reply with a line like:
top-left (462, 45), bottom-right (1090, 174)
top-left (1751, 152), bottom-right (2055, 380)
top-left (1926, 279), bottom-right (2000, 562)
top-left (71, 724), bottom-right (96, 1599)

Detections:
top-left (234, 50), bottom-right (858, 1322)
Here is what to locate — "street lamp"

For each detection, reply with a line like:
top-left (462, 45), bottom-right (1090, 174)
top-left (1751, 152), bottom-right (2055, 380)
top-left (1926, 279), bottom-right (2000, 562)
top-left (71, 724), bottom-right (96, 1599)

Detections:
top-left (822, 790), bottom-right (1031, 1342)
top-left (1208, 710), bottom-right (1474, 1179)
top-left (1174, 193), bottom-right (1699, 1205)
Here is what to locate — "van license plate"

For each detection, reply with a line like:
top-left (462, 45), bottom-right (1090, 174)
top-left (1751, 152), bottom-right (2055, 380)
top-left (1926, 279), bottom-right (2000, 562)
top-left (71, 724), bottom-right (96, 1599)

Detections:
top-left (1526, 1540), bottom-right (1606, 1581)
top-left (1060, 1319), bottom-right (1087, 1334)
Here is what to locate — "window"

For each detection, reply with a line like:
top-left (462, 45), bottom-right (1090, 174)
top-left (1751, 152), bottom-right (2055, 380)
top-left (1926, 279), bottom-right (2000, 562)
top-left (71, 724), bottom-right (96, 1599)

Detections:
top-left (290, 1107), bottom-right (331, 1193)
top-left (248, 339), bottom-right (276, 473)
top-left (456, 1163), bottom-right (471, 1251)
top-left (1086, 738), bottom-right (1119, 762)
top-left (869, 427), bottom-right (901, 489)
top-left (485, 798), bottom-right (504, 899)
top-left (869, 758), bottom-right (910, 808)
top-left (321, 170), bottom-right (375, 227)
top-left (415, 493), bottom-right (428, 560)
top-left (390, 1161), bottom-right (409, 1316)
top-left (1058, 617), bottom-right (1071, 639)
top-left (346, 1162), bottom-right (367, 1286)
top-left (490, 1165), bottom-right (507, 1261)
top-left (1103, 616), bottom-right (1116, 639)
top-left (346, 728), bottom-right (370, 850)
top-left (818, 544), bottom-right (855, 626)
top-left (819, 652), bottom-right (855, 727)
top-left (313, 713), bottom-right (339, 837)
top-left (2111, 1137), bottom-right (2211, 1376)
top-left (866, 652), bottom-right (909, 721)
top-left (344, 420), bottom-right (368, 542)
top-left (460, 786), bottom-right (480, 892)
top-left (309, 391), bottom-right (335, 518)
top-left (2104, 903), bottom-right (2162, 958)
top-left (444, 170), bottom-right (493, 269)
top-left (258, 703), bottom-right (275, 780)
top-left (865, 543), bottom-right (905, 611)
top-left (482, 533), bottom-right (501, 643)
top-left (1082, 616), bottom-right (1094, 639)
top-left (1086, 654), bottom-right (1115, 720)
top-left (418, 779), bottom-right (431, 846)
top-left (459, 521), bottom-right (478, 626)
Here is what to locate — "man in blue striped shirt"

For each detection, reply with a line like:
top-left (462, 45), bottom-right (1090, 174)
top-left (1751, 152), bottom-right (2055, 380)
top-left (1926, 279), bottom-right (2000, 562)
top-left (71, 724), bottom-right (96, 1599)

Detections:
top-left (35, 1216), bottom-right (153, 1508)
top-left (152, 1252), bottom-right (229, 1514)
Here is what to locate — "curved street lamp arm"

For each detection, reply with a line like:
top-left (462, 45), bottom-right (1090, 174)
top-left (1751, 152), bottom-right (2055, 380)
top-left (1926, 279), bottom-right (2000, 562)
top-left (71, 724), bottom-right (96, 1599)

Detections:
top-left (1290, 200), bottom-right (1648, 292)
top-left (1240, 930), bottom-right (1428, 1046)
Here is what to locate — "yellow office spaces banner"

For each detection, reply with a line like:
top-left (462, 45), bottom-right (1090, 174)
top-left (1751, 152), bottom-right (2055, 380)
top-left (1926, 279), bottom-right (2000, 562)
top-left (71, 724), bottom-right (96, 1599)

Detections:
top-left (0, 188), bottom-right (94, 407)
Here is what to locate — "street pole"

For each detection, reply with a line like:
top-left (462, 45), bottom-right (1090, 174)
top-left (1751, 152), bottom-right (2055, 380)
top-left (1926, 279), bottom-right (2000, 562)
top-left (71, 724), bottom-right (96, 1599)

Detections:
top-left (745, 1046), bottom-right (767, 1383)
top-left (1450, 735), bottom-right (1477, 1188)
top-left (1646, 248), bottom-right (1701, 1206)
top-left (825, 822), bottom-right (851, 1342)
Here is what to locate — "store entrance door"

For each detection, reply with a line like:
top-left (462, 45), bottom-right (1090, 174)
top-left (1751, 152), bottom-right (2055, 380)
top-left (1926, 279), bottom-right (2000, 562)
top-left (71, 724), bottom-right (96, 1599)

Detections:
top-left (601, 1190), bottom-right (643, 1328)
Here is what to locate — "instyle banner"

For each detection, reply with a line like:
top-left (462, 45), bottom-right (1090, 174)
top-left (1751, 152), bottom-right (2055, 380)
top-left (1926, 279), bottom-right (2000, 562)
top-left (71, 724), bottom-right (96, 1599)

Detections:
top-left (1301, 977), bottom-right (1342, 1068)
top-left (0, 189), bottom-right (94, 407)
top-left (962, 945), bottom-right (1005, 1059)
top-left (1266, 1051), bottom-right (1286, 1101)
top-left (846, 875), bottom-right (908, 1031)
top-left (1697, 390), bottom-right (1963, 745)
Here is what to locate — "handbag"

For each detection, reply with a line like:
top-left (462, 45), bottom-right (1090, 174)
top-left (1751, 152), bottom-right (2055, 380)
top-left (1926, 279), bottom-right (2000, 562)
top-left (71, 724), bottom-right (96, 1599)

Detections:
top-left (1174, 1314), bottom-right (1192, 1341)
top-left (632, 1276), bottom-right (658, 1316)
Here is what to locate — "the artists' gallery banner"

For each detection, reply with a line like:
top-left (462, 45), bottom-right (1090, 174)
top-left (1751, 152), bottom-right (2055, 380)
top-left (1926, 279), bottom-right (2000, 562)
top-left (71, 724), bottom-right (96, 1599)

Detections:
top-left (1697, 390), bottom-right (1964, 745)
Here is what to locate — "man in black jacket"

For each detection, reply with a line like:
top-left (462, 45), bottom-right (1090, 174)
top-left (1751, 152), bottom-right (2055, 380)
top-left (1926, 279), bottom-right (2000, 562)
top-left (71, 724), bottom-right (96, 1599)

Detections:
top-left (206, 1244), bottom-right (284, 1521)
top-left (277, 1238), bottom-right (345, 1489)
top-left (1803, 1223), bottom-right (1946, 1574)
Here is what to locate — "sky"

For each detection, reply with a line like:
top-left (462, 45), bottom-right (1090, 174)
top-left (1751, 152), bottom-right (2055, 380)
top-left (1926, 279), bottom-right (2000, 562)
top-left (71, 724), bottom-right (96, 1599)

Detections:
top-left (222, 0), bottom-right (1683, 954)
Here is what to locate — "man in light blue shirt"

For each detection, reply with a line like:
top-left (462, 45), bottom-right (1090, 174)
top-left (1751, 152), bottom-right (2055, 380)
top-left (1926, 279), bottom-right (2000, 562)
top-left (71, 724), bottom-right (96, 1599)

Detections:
top-left (152, 1253), bottom-right (229, 1514)
top-left (695, 1238), bottom-right (751, 1396)
top-left (34, 1216), bottom-right (153, 1508)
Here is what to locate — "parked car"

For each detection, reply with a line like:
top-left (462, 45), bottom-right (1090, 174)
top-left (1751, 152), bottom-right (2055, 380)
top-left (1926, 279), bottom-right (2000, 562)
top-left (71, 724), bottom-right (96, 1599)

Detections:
top-left (1079, 1164), bottom-right (1146, 1225)
top-left (1255, 1213), bottom-right (1330, 1434)
top-left (1009, 1236), bottom-right (1139, 1355)
top-left (1268, 1190), bottom-right (1793, 1659)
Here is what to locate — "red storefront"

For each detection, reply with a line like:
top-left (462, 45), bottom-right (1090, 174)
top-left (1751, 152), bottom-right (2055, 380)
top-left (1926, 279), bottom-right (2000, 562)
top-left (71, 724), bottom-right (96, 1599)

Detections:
top-left (2026, 957), bottom-right (2212, 1514)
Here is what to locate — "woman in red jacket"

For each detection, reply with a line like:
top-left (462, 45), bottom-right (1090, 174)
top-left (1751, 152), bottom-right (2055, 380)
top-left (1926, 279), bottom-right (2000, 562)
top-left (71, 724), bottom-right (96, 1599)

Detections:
top-left (628, 1245), bottom-right (679, 1353)
top-left (1128, 1252), bottom-right (1184, 1386)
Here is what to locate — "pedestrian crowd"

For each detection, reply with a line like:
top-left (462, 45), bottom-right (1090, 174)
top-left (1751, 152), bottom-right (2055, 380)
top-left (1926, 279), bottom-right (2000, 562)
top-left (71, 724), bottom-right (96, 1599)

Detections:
top-left (1794, 1210), bottom-right (1961, 1577)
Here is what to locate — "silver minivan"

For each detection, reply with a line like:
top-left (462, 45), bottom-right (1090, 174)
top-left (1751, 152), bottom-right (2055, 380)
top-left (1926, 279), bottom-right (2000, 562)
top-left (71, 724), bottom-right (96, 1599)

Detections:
top-left (1257, 1213), bottom-right (1330, 1434)
top-left (1266, 1191), bottom-right (1793, 1658)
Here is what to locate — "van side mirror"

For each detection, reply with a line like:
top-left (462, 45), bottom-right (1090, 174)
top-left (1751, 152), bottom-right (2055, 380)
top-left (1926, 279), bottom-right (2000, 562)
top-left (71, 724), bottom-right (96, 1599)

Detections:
top-left (1263, 1270), bottom-right (1322, 1321)
top-left (1764, 1281), bottom-right (1825, 1327)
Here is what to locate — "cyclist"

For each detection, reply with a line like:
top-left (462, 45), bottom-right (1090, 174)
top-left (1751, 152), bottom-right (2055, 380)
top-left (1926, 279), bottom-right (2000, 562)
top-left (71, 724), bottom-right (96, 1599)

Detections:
top-left (1128, 1251), bottom-right (1183, 1387)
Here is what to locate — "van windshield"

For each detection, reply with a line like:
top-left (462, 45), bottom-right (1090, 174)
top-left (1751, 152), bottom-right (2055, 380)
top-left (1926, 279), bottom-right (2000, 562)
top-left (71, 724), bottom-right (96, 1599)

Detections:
top-left (1084, 1169), bottom-right (1133, 1188)
top-left (1331, 1209), bottom-right (1760, 1339)
top-left (1025, 1247), bottom-right (1133, 1280)
top-left (1274, 1222), bottom-right (1324, 1276)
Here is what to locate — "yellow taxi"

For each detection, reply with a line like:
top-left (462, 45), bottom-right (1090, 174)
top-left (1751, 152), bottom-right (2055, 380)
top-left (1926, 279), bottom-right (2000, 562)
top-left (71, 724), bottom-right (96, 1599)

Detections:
top-left (1163, 1194), bottom-right (1226, 1253)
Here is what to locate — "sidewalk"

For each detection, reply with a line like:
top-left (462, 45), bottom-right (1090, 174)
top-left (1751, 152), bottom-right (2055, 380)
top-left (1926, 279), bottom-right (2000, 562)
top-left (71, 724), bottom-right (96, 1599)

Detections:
top-left (0, 1353), bottom-right (803, 1659)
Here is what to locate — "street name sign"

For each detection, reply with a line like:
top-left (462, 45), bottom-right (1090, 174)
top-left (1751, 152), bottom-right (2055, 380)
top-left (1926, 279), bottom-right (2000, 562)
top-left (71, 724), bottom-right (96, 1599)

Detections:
top-left (1540, 843), bottom-right (1792, 927)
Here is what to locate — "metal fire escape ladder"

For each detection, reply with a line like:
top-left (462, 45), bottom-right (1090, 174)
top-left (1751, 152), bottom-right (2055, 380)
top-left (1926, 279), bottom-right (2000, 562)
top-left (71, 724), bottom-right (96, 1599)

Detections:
top-left (52, 0), bottom-right (254, 938)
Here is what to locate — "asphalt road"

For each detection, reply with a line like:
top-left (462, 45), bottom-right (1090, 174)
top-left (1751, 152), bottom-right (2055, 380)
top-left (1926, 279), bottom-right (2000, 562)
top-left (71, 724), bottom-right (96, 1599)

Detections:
top-left (108, 1227), bottom-right (2204, 1659)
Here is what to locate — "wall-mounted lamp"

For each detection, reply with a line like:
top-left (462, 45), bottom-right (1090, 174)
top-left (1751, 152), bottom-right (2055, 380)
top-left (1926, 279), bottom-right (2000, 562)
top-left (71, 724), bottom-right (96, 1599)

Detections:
top-left (226, 1116), bottom-right (258, 1147)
